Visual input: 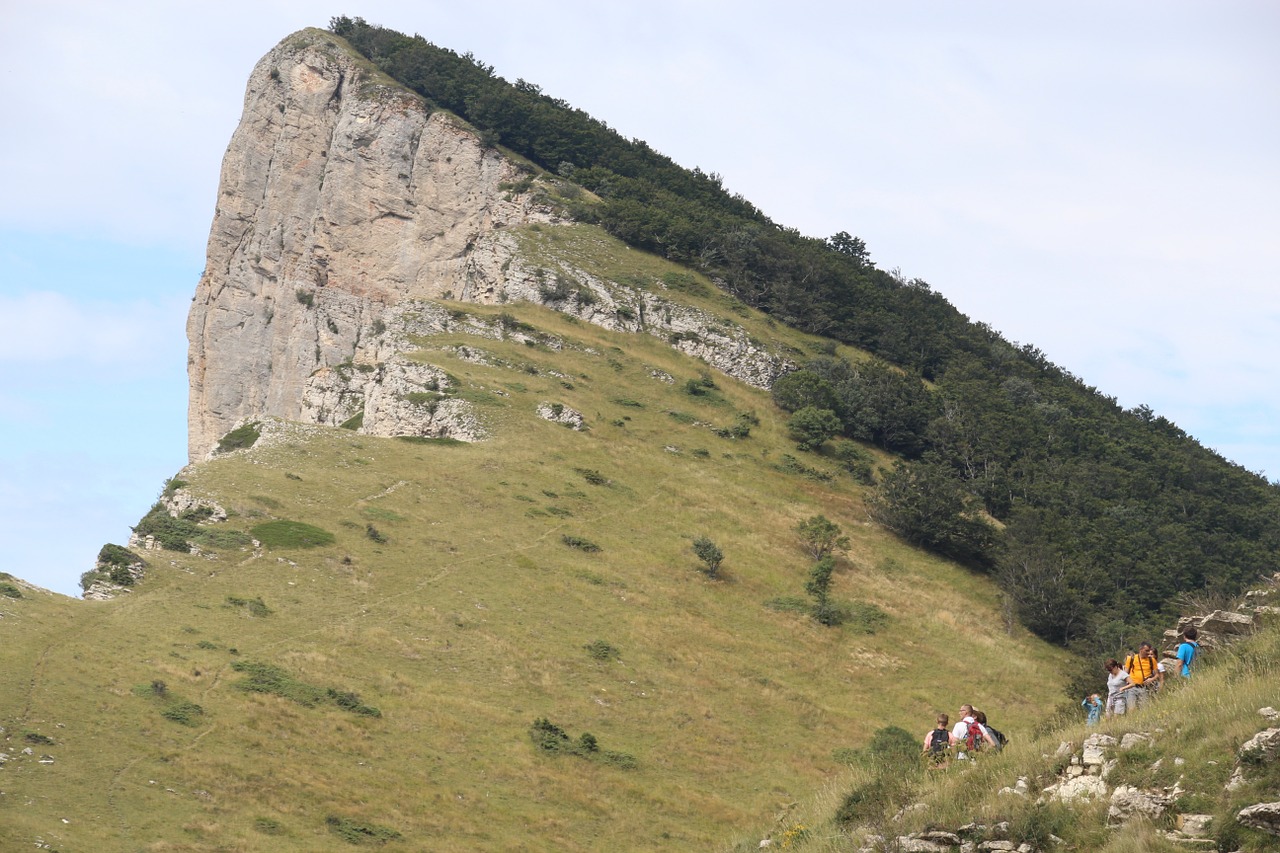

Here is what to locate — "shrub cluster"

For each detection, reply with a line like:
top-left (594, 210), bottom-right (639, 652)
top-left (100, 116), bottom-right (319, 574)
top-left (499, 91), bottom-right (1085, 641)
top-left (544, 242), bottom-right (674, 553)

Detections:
top-left (250, 520), bottom-right (336, 549)
top-left (529, 717), bottom-right (636, 769)
top-left (226, 596), bottom-right (273, 617)
top-left (216, 421), bottom-right (262, 453)
top-left (231, 660), bottom-right (381, 717)
top-left (325, 815), bottom-right (402, 845)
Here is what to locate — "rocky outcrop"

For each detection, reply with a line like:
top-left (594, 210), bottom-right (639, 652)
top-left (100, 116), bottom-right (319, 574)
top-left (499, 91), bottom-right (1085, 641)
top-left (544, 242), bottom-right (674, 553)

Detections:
top-left (536, 402), bottom-right (585, 430)
top-left (186, 29), bottom-right (795, 460)
top-left (1237, 802), bottom-right (1280, 836)
top-left (187, 29), bottom-right (556, 459)
top-left (300, 356), bottom-right (485, 441)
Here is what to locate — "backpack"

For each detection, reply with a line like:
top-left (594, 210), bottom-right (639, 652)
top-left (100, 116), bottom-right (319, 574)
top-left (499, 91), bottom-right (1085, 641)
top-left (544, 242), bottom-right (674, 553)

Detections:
top-left (987, 726), bottom-right (1008, 750)
top-left (1124, 653), bottom-right (1156, 685)
top-left (927, 728), bottom-right (949, 753)
top-left (966, 721), bottom-right (985, 752)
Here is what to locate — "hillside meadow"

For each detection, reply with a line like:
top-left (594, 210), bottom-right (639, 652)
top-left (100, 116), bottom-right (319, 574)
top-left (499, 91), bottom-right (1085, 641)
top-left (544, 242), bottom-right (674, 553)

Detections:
top-left (1, 298), bottom-right (1071, 851)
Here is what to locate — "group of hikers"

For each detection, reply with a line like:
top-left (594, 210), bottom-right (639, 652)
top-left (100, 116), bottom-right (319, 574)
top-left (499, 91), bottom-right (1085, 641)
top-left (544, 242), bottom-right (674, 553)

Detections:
top-left (921, 629), bottom-right (1201, 767)
top-left (921, 703), bottom-right (1007, 768)
top-left (1083, 627), bottom-right (1200, 724)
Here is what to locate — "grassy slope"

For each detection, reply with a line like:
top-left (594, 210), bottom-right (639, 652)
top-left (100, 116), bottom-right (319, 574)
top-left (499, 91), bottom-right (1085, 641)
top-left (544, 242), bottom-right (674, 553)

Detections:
top-left (772, 617), bottom-right (1280, 853)
top-left (1, 227), bottom-right (1071, 852)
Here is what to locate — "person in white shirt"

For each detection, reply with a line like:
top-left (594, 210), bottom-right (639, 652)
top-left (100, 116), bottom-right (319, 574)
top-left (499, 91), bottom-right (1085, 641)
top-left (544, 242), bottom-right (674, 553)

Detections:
top-left (1105, 658), bottom-right (1135, 717)
top-left (950, 704), bottom-right (976, 756)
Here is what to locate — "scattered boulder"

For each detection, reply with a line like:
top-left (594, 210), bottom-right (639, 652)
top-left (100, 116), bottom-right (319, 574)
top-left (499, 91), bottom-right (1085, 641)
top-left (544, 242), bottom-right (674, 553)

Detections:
top-left (1081, 733), bottom-right (1116, 766)
top-left (918, 831), bottom-right (963, 846)
top-left (1046, 774), bottom-right (1107, 803)
top-left (162, 488), bottom-right (227, 523)
top-left (1120, 732), bottom-right (1153, 751)
top-left (895, 837), bottom-right (952, 852)
top-left (536, 402), bottom-right (586, 430)
top-left (1197, 609), bottom-right (1255, 636)
top-left (1237, 802), bottom-right (1280, 836)
top-left (1259, 707), bottom-right (1279, 721)
top-left (1108, 784), bottom-right (1170, 824)
top-left (1239, 728), bottom-right (1280, 763)
top-left (1176, 814), bottom-right (1213, 837)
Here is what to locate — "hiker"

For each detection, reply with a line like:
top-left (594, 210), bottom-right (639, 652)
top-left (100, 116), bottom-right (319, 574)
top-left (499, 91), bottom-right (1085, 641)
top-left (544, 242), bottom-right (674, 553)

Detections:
top-left (923, 713), bottom-right (951, 768)
top-left (1176, 627), bottom-right (1199, 678)
top-left (970, 710), bottom-right (1002, 752)
top-left (1104, 658), bottom-right (1136, 717)
top-left (950, 704), bottom-right (976, 758)
top-left (1082, 693), bottom-right (1103, 726)
top-left (1123, 642), bottom-right (1164, 707)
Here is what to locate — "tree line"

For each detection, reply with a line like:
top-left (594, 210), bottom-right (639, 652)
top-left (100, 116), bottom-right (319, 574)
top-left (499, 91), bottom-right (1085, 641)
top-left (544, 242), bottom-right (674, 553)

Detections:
top-left (330, 17), bottom-right (1280, 662)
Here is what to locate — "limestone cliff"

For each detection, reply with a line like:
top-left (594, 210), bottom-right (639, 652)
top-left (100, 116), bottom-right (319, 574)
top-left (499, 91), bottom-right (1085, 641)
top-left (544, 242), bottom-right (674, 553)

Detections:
top-left (188, 29), bottom-right (792, 460)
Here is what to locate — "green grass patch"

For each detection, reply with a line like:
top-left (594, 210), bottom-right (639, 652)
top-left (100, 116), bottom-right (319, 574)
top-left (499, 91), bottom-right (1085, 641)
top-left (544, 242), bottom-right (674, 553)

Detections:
top-left (160, 700), bottom-right (205, 726)
top-left (226, 596), bottom-right (273, 617)
top-left (395, 435), bottom-right (465, 446)
top-left (250, 520), bottom-right (336, 549)
top-left (216, 421), bottom-right (262, 453)
top-left (230, 660), bottom-right (380, 716)
top-left (325, 815), bottom-right (402, 845)
top-left (561, 535), bottom-right (601, 553)
top-left (584, 639), bottom-right (620, 661)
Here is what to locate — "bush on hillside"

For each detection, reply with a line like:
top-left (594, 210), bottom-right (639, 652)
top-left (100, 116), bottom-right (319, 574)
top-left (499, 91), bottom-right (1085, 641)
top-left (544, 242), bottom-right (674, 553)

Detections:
top-left (325, 815), bottom-right (402, 845)
top-left (250, 520), bottom-right (336, 549)
top-left (692, 536), bottom-right (723, 577)
top-left (216, 421), bottom-right (262, 453)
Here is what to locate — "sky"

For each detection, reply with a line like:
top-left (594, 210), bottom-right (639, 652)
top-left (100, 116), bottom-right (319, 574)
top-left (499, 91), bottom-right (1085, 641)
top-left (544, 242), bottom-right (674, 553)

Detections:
top-left (2, 1), bottom-right (1277, 596)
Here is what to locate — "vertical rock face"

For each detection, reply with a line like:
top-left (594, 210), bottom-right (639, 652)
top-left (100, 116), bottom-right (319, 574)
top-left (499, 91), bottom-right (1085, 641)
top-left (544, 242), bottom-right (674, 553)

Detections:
top-left (188, 29), bottom-right (796, 460)
top-left (186, 29), bottom-right (548, 459)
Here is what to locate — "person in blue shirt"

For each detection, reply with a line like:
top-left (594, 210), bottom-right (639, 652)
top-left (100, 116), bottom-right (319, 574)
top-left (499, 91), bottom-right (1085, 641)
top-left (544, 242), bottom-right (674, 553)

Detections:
top-left (1082, 693), bottom-right (1103, 726)
top-left (1176, 626), bottom-right (1199, 677)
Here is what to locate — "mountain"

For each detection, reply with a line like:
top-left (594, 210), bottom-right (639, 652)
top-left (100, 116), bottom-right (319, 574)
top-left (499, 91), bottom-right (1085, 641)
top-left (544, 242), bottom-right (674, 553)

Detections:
top-left (1, 21), bottom-right (1277, 852)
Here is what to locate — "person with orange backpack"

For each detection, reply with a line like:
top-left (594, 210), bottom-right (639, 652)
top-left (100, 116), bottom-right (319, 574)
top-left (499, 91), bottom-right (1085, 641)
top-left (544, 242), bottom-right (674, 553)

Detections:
top-left (1123, 642), bottom-right (1164, 708)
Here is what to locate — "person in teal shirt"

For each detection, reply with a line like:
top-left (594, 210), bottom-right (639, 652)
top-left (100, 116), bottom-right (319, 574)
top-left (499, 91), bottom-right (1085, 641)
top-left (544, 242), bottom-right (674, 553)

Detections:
top-left (1082, 693), bottom-right (1103, 726)
top-left (1176, 626), bottom-right (1199, 677)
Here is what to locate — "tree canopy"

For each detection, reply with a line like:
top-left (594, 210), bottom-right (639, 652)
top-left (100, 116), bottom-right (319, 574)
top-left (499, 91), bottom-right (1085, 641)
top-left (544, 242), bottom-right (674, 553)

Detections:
top-left (331, 17), bottom-right (1280, 653)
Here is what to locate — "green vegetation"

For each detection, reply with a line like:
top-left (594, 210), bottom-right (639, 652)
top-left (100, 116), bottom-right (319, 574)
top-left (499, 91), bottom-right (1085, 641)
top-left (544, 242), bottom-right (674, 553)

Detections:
top-left (691, 535), bottom-right (724, 577)
top-left (225, 595), bottom-right (272, 617)
top-left (795, 515), bottom-right (849, 560)
top-left (160, 700), bottom-right (205, 727)
top-left (216, 421), bottom-right (261, 453)
top-left (583, 639), bottom-right (620, 661)
top-left (249, 519), bottom-right (336, 549)
top-left (129, 503), bottom-right (251, 556)
top-left (0, 581), bottom-right (23, 599)
top-left (560, 534), bottom-right (601, 553)
top-left (0, 296), bottom-right (1075, 851)
top-left (787, 406), bottom-right (841, 452)
top-left (230, 660), bottom-right (380, 716)
top-left (332, 15), bottom-right (1280, 660)
top-left (770, 617), bottom-right (1280, 853)
top-left (529, 717), bottom-right (636, 769)
top-left (325, 815), bottom-right (402, 845)
top-left (3, 25), bottom-right (1275, 845)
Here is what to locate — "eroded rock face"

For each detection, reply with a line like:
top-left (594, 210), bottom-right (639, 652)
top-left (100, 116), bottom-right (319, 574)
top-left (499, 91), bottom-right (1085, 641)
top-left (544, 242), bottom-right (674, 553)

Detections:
top-left (1237, 802), bottom-right (1280, 836)
top-left (187, 29), bottom-right (552, 459)
top-left (188, 29), bottom-right (798, 460)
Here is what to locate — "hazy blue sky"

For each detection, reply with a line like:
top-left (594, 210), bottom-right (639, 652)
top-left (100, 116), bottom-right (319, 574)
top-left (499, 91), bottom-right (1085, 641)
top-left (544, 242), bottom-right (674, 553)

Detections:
top-left (2, 1), bottom-right (1277, 595)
